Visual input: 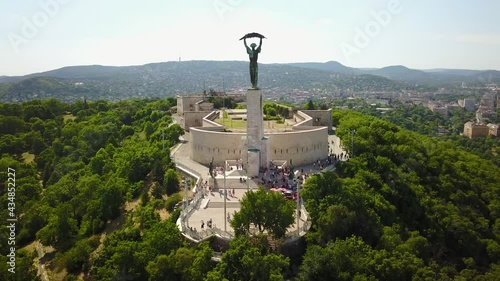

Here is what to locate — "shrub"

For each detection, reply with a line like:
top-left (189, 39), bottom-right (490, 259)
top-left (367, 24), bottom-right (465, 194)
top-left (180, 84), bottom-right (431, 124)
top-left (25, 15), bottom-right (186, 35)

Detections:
top-left (165, 193), bottom-right (183, 212)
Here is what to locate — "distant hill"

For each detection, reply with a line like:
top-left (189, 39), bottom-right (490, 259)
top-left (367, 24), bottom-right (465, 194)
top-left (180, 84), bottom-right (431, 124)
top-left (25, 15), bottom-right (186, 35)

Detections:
top-left (0, 61), bottom-right (256, 84)
top-left (31, 65), bottom-right (125, 80)
top-left (288, 61), bottom-right (361, 74)
top-left (0, 77), bottom-right (95, 102)
top-left (421, 69), bottom-right (480, 76)
top-left (1, 60), bottom-right (498, 103)
top-left (473, 70), bottom-right (500, 84)
top-left (284, 61), bottom-right (500, 85)
top-left (0, 76), bottom-right (19, 83)
top-left (0, 61), bottom-right (402, 103)
top-left (371, 65), bottom-right (430, 82)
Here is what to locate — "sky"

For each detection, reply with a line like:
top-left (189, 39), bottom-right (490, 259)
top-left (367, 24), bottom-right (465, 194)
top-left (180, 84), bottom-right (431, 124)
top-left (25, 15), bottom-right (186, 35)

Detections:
top-left (1, 0), bottom-right (499, 76)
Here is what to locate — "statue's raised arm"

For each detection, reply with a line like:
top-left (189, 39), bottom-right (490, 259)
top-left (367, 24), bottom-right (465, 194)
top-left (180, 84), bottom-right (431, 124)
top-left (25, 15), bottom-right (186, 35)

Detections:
top-left (257, 38), bottom-right (262, 52)
top-left (243, 38), bottom-right (251, 53)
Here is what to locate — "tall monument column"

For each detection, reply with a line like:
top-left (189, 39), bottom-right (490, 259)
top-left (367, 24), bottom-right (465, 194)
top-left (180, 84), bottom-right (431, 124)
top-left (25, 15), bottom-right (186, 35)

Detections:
top-left (241, 32), bottom-right (267, 177)
top-left (246, 89), bottom-right (264, 177)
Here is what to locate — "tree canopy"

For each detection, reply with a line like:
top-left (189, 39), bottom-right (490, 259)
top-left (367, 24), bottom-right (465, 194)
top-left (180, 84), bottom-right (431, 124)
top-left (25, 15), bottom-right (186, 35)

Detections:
top-left (231, 187), bottom-right (295, 239)
top-left (206, 237), bottom-right (289, 281)
top-left (302, 109), bottom-right (500, 279)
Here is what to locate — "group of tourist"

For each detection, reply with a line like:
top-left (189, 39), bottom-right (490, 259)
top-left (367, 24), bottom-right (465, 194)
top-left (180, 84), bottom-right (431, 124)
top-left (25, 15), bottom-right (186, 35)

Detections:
top-left (194, 181), bottom-right (213, 197)
top-left (218, 188), bottom-right (236, 198)
top-left (201, 218), bottom-right (213, 229)
top-left (259, 164), bottom-right (296, 191)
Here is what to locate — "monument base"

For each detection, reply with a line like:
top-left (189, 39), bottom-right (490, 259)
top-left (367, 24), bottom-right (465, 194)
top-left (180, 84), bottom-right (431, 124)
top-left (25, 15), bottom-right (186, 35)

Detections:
top-left (247, 151), bottom-right (259, 178)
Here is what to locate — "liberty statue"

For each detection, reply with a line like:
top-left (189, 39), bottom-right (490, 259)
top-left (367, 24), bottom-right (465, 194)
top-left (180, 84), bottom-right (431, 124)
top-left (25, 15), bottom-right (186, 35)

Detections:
top-left (240, 32), bottom-right (266, 89)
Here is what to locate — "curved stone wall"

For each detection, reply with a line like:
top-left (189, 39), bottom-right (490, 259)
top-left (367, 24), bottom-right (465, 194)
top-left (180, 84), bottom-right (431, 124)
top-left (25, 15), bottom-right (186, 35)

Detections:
top-left (190, 128), bottom-right (247, 165)
top-left (190, 126), bottom-right (328, 166)
top-left (267, 127), bottom-right (328, 166)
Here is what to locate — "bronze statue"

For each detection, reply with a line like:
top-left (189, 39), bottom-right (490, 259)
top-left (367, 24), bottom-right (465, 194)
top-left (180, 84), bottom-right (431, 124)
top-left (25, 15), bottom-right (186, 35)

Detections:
top-left (240, 33), bottom-right (266, 89)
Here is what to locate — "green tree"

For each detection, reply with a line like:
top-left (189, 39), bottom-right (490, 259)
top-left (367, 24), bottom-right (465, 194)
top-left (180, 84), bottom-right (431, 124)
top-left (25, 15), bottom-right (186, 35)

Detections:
top-left (206, 237), bottom-right (289, 281)
top-left (0, 116), bottom-right (27, 135)
top-left (90, 227), bottom-right (144, 280)
top-left (144, 121), bottom-right (155, 139)
top-left (0, 103), bottom-right (23, 116)
top-left (59, 236), bottom-right (99, 273)
top-left (146, 242), bottom-right (213, 281)
top-left (36, 203), bottom-right (78, 251)
top-left (164, 169), bottom-right (180, 196)
top-left (107, 240), bottom-right (148, 280)
top-left (267, 107), bottom-right (277, 116)
top-left (23, 103), bottom-right (55, 121)
top-left (298, 236), bottom-right (375, 281)
top-left (143, 220), bottom-right (183, 257)
top-left (231, 187), bottom-right (295, 239)
top-left (18, 203), bottom-right (49, 244)
top-left (151, 182), bottom-right (163, 199)
top-left (24, 131), bottom-right (47, 154)
top-left (319, 103), bottom-right (329, 110)
top-left (136, 205), bottom-right (160, 229)
top-left (120, 125), bottom-right (135, 138)
top-left (151, 159), bottom-right (165, 183)
top-left (306, 100), bottom-right (316, 110)
top-left (0, 250), bottom-right (41, 281)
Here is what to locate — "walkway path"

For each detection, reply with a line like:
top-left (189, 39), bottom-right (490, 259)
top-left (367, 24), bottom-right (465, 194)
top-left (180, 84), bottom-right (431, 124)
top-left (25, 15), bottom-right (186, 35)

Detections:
top-left (171, 132), bottom-right (210, 183)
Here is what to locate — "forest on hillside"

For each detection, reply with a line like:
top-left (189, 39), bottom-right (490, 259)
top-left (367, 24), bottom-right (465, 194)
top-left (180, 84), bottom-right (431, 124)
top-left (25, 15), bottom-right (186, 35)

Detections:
top-left (343, 100), bottom-right (500, 166)
top-left (1, 100), bottom-right (499, 280)
top-left (298, 110), bottom-right (500, 280)
top-left (0, 98), bottom-right (186, 280)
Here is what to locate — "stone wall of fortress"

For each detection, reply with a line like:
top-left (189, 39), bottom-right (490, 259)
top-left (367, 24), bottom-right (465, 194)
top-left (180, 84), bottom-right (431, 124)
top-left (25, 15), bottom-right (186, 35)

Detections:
top-left (300, 109), bottom-right (333, 131)
top-left (181, 111), bottom-right (211, 131)
top-left (190, 128), bottom-right (246, 165)
top-left (267, 127), bottom-right (328, 165)
top-left (190, 126), bottom-right (328, 166)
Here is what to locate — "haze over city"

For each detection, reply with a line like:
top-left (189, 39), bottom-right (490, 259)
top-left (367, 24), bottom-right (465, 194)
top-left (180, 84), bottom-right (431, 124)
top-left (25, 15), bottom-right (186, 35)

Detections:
top-left (1, 0), bottom-right (500, 76)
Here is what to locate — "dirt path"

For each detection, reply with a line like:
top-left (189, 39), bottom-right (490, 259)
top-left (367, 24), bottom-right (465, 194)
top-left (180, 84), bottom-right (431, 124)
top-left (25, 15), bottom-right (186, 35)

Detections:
top-left (98, 197), bottom-right (141, 244)
top-left (36, 241), bottom-right (50, 281)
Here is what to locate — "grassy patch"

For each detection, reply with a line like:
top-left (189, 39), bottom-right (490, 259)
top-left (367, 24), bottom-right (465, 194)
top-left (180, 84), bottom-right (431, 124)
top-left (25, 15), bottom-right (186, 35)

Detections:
top-left (138, 131), bottom-right (147, 140)
top-left (214, 118), bottom-right (247, 129)
top-left (22, 152), bottom-right (35, 163)
top-left (20, 240), bottom-right (37, 253)
top-left (263, 120), bottom-right (292, 129)
top-left (214, 118), bottom-right (293, 130)
top-left (63, 114), bottom-right (76, 123)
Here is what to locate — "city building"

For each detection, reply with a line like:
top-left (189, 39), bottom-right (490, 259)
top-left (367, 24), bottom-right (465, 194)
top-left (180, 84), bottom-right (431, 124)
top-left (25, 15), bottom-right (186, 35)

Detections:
top-left (445, 102), bottom-right (460, 111)
top-left (458, 99), bottom-right (475, 112)
top-left (476, 106), bottom-right (498, 123)
top-left (428, 101), bottom-right (448, 116)
top-left (487, 124), bottom-right (500, 137)
top-left (463, 121), bottom-right (489, 139)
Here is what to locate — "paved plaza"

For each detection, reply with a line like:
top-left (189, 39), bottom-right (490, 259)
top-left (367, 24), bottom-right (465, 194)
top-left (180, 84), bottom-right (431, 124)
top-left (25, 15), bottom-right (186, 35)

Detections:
top-left (185, 171), bottom-right (309, 235)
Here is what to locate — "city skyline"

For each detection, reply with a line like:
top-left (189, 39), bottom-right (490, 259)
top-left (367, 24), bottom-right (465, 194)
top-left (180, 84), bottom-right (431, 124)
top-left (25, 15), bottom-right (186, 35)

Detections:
top-left (1, 0), bottom-right (499, 76)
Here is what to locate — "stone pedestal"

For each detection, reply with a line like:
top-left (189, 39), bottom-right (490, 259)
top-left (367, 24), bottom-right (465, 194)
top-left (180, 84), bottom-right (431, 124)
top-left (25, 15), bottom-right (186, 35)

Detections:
top-left (246, 89), bottom-right (265, 177)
